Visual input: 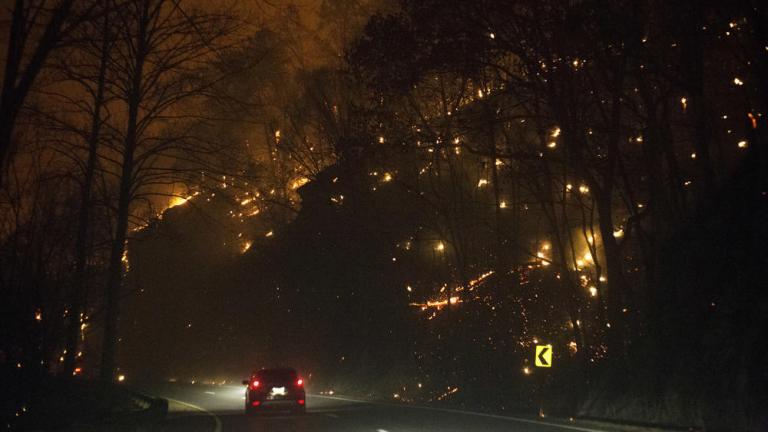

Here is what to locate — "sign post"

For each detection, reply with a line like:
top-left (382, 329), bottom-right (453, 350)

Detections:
top-left (533, 344), bottom-right (553, 417)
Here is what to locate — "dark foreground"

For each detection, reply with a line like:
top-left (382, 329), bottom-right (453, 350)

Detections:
top-left (144, 383), bottom-right (610, 432)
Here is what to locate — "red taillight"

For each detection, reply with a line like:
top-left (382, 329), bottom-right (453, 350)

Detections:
top-left (250, 380), bottom-right (260, 389)
top-left (252, 400), bottom-right (261, 406)
top-left (297, 399), bottom-right (305, 405)
top-left (296, 378), bottom-right (304, 386)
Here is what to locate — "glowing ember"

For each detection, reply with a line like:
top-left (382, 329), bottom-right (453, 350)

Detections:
top-left (583, 251), bottom-right (594, 263)
top-left (436, 386), bottom-right (459, 400)
top-left (748, 113), bottom-right (757, 129)
top-left (409, 297), bottom-right (461, 310)
top-left (568, 341), bottom-right (578, 353)
top-left (290, 177), bottom-right (310, 190)
top-left (167, 196), bottom-right (191, 209)
top-left (121, 250), bottom-right (129, 271)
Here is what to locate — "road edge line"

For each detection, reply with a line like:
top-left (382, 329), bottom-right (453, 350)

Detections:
top-left (166, 397), bottom-right (223, 432)
top-left (311, 394), bottom-right (607, 432)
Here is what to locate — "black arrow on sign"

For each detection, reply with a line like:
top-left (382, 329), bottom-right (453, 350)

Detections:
top-left (538, 346), bottom-right (550, 365)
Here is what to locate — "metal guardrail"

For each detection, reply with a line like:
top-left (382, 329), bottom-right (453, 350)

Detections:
top-left (127, 390), bottom-right (168, 416)
top-left (107, 390), bottom-right (169, 431)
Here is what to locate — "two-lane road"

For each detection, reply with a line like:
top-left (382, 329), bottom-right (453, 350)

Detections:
top-left (141, 383), bottom-right (611, 432)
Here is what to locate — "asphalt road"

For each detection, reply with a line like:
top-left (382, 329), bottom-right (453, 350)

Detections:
top-left (141, 383), bottom-right (611, 432)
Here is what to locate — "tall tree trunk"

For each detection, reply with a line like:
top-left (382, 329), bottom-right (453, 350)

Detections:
top-left (745, 2), bottom-right (768, 113)
top-left (100, 159), bottom-right (133, 381)
top-left (63, 7), bottom-right (111, 375)
top-left (0, 0), bottom-right (76, 187)
top-left (100, 0), bottom-right (148, 381)
top-left (682, 2), bottom-right (717, 202)
top-left (595, 191), bottom-right (629, 355)
top-left (485, 98), bottom-right (508, 284)
top-left (0, 0), bottom-right (26, 185)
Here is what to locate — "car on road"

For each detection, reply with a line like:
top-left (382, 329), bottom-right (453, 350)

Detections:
top-left (242, 367), bottom-right (306, 415)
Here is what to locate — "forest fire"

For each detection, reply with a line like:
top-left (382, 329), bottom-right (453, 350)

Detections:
top-left (410, 296), bottom-right (462, 311)
top-left (165, 191), bottom-right (200, 213)
top-left (1, 0), bottom-right (765, 429)
top-left (410, 270), bottom-right (495, 310)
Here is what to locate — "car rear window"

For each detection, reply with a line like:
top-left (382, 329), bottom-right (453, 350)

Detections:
top-left (256, 369), bottom-right (296, 382)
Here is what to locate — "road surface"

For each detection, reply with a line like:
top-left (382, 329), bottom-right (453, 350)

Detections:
top-left (141, 383), bottom-right (610, 432)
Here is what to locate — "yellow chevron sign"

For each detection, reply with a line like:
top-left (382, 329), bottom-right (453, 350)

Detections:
top-left (535, 344), bottom-right (552, 367)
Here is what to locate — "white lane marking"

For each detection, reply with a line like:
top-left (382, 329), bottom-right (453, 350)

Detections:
top-left (204, 391), bottom-right (216, 395)
top-left (313, 394), bottom-right (367, 404)
top-left (324, 413), bottom-right (340, 418)
top-left (166, 398), bottom-right (222, 432)
top-left (312, 395), bottom-right (608, 432)
top-left (376, 429), bottom-right (389, 432)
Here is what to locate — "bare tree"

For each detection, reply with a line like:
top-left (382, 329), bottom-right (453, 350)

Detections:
top-left (97, 0), bottom-right (236, 380)
top-left (0, 0), bottom-right (96, 187)
top-left (52, 0), bottom-right (116, 375)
